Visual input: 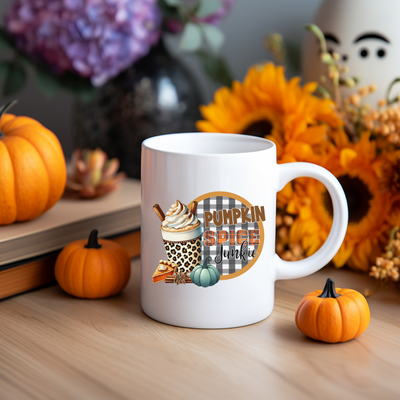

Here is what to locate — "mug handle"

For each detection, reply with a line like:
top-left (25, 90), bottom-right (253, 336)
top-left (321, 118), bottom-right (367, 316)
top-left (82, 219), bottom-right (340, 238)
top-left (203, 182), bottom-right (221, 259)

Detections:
top-left (274, 162), bottom-right (348, 280)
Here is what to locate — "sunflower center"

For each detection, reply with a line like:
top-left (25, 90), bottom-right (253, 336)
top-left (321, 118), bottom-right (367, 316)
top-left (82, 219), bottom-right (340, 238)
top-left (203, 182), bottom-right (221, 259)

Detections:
top-left (242, 120), bottom-right (272, 137)
top-left (323, 174), bottom-right (373, 224)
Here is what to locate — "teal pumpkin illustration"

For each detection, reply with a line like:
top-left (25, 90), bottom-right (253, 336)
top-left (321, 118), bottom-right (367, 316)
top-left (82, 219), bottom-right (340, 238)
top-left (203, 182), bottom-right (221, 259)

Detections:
top-left (191, 257), bottom-right (220, 287)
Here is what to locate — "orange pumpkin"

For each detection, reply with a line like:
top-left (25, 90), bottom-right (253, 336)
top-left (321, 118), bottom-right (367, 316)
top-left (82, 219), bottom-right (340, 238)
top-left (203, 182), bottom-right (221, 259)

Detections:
top-left (295, 278), bottom-right (370, 343)
top-left (55, 229), bottom-right (131, 298)
top-left (0, 100), bottom-right (66, 225)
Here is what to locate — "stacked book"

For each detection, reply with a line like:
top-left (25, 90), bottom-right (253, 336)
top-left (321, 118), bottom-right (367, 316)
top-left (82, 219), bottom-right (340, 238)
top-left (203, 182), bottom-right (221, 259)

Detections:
top-left (0, 179), bottom-right (141, 299)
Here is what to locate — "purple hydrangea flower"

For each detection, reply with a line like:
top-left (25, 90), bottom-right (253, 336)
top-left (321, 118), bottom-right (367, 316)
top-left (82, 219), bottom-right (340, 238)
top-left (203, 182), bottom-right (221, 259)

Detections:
top-left (5, 0), bottom-right (162, 86)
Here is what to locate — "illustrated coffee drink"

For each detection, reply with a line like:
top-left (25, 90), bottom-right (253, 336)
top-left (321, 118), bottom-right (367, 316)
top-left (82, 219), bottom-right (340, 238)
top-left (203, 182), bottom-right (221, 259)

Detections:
top-left (156, 200), bottom-right (202, 275)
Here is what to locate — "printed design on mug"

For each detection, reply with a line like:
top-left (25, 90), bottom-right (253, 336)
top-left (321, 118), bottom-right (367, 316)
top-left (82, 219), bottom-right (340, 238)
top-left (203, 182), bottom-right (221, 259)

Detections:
top-left (152, 193), bottom-right (265, 287)
top-left (152, 200), bottom-right (203, 285)
top-left (194, 191), bottom-right (265, 280)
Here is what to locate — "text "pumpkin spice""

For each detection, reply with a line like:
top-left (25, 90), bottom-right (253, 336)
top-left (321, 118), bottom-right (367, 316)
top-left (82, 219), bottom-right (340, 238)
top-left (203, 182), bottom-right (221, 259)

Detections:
top-left (204, 206), bottom-right (266, 228)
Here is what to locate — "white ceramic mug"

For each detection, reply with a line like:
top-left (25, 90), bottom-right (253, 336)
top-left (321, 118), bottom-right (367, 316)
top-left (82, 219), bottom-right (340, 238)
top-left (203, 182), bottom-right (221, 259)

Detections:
top-left (141, 133), bottom-right (348, 329)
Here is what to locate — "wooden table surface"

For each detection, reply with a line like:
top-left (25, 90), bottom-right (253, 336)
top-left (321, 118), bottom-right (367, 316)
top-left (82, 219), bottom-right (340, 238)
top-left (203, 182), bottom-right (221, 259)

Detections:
top-left (1, 259), bottom-right (400, 400)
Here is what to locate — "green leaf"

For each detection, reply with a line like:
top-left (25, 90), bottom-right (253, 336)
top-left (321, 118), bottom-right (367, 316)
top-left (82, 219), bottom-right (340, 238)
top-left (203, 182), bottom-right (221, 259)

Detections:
top-left (164, 0), bottom-right (181, 6)
top-left (0, 61), bottom-right (9, 81)
top-left (201, 24), bottom-right (224, 51)
top-left (386, 77), bottom-right (400, 105)
top-left (74, 86), bottom-right (97, 102)
top-left (196, 0), bottom-right (222, 18)
top-left (197, 51), bottom-right (233, 87)
top-left (35, 66), bottom-right (61, 97)
top-left (179, 22), bottom-right (202, 52)
top-left (0, 28), bottom-right (14, 52)
top-left (305, 24), bottom-right (327, 53)
top-left (285, 41), bottom-right (301, 74)
top-left (157, 0), bottom-right (181, 20)
top-left (2, 61), bottom-right (27, 96)
top-left (316, 85), bottom-right (331, 100)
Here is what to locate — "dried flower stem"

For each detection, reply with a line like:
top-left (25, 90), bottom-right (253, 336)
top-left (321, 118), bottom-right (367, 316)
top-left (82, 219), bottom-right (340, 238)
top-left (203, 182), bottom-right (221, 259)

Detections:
top-left (368, 227), bottom-right (400, 295)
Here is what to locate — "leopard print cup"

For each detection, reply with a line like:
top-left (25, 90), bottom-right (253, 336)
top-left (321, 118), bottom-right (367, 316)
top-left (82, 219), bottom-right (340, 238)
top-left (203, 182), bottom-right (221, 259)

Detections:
top-left (163, 237), bottom-right (202, 274)
top-left (161, 225), bottom-right (202, 275)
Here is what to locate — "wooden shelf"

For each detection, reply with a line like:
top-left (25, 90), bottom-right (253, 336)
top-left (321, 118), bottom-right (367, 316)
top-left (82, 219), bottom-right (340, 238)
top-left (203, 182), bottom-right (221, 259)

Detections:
top-left (0, 230), bottom-right (140, 299)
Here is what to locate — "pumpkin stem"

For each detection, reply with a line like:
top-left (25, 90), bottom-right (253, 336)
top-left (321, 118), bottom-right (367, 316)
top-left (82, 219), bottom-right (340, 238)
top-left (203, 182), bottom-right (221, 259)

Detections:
top-left (0, 100), bottom-right (18, 139)
top-left (318, 278), bottom-right (341, 298)
top-left (0, 100), bottom-right (18, 121)
top-left (204, 256), bottom-right (213, 267)
top-left (85, 229), bottom-right (102, 249)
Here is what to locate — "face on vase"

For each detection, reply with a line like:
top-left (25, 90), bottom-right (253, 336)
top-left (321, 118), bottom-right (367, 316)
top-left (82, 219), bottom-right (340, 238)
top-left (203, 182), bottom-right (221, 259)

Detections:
top-left (302, 0), bottom-right (400, 106)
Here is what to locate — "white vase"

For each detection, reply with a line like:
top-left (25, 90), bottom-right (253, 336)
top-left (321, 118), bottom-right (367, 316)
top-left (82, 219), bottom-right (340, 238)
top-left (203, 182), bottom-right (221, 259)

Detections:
top-left (302, 0), bottom-right (400, 105)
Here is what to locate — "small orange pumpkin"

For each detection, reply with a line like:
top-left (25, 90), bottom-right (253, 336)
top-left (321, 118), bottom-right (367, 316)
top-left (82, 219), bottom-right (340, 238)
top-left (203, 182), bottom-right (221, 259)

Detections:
top-left (55, 229), bottom-right (131, 298)
top-left (0, 100), bottom-right (67, 225)
top-left (295, 278), bottom-right (370, 343)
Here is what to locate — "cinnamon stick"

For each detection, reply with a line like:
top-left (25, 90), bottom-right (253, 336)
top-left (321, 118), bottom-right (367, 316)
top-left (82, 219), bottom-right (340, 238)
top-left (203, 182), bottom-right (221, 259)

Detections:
top-left (191, 201), bottom-right (198, 215)
top-left (165, 276), bottom-right (192, 283)
top-left (153, 204), bottom-right (165, 221)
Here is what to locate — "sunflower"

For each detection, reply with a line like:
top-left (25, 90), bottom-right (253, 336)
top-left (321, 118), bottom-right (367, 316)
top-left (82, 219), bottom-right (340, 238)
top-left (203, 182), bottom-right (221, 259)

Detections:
top-left (287, 130), bottom-right (391, 272)
top-left (197, 63), bottom-right (342, 162)
top-left (380, 150), bottom-right (400, 228)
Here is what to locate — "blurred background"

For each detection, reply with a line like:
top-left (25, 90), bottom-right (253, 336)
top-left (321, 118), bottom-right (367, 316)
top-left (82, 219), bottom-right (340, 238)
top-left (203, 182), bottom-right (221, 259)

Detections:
top-left (0, 0), bottom-right (321, 158)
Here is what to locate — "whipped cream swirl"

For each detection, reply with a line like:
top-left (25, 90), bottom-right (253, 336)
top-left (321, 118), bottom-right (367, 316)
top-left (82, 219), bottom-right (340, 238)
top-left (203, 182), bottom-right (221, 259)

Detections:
top-left (162, 200), bottom-right (199, 230)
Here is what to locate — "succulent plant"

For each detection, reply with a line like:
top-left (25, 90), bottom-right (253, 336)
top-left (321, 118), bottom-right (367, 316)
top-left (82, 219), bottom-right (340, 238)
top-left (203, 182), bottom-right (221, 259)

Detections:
top-left (65, 148), bottom-right (126, 198)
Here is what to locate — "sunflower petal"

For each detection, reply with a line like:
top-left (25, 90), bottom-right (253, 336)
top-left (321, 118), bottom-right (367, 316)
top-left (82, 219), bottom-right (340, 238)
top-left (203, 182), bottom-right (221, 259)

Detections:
top-left (357, 132), bottom-right (375, 160)
top-left (331, 129), bottom-right (350, 148)
top-left (332, 240), bottom-right (354, 268)
top-left (285, 141), bottom-right (314, 161)
top-left (289, 219), bottom-right (308, 243)
top-left (302, 234), bottom-right (322, 255)
top-left (278, 182), bottom-right (293, 202)
top-left (287, 199), bottom-right (299, 215)
top-left (299, 206), bottom-right (312, 220)
top-left (340, 148), bottom-right (358, 169)
top-left (280, 154), bottom-right (298, 163)
top-left (302, 81), bottom-right (318, 94)
top-left (347, 239), bottom-right (372, 272)
top-left (295, 124), bottom-right (327, 144)
top-left (196, 120), bottom-right (218, 132)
